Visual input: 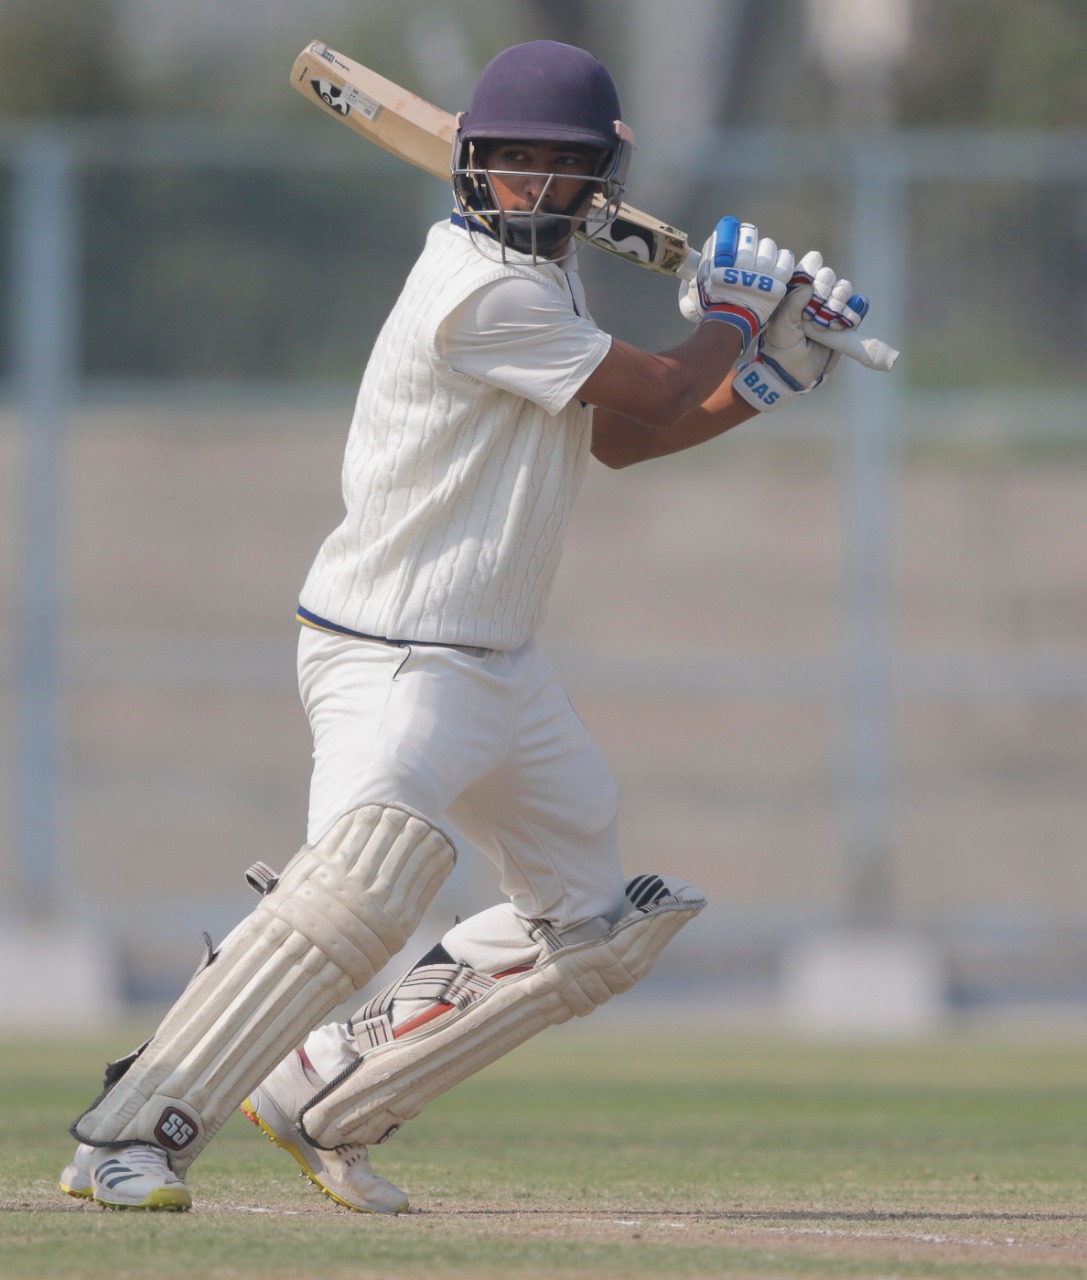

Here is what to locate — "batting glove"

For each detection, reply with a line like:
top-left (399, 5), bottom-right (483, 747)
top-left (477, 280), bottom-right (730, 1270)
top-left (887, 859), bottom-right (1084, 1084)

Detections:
top-left (733, 250), bottom-right (870, 413)
top-left (678, 217), bottom-right (794, 349)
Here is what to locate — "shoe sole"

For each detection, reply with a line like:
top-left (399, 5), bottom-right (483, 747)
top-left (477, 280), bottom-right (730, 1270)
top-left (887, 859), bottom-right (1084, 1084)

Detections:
top-left (58, 1179), bottom-right (93, 1200)
top-left (93, 1187), bottom-right (192, 1212)
top-left (241, 1097), bottom-right (408, 1215)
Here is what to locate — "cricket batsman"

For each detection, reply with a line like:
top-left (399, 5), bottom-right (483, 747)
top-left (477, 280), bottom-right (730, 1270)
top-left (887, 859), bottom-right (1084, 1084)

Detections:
top-left (61, 39), bottom-right (870, 1213)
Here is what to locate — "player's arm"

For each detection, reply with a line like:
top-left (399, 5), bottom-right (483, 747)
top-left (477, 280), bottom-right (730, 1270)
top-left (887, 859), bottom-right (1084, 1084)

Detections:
top-left (579, 217), bottom-right (792, 469)
top-left (584, 337), bottom-right (758, 469)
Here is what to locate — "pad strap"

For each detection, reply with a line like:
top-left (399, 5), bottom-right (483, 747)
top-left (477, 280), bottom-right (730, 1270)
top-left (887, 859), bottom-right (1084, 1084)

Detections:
top-left (348, 959), bottom-right (497, 1051)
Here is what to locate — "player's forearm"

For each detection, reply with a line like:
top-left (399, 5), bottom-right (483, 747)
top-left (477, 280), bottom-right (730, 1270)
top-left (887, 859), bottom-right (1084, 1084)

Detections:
top-left (591, 369), bottom-right (758, 468)
top-left (581, 325), bottom-right (745, 464)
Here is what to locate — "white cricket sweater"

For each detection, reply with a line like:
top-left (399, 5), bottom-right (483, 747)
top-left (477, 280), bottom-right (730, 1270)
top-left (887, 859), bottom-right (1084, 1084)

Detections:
top-left (298, 219), bottom-right (612, 650)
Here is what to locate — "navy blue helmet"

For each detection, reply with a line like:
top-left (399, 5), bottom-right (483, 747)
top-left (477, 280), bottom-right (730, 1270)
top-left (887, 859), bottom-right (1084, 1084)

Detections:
top-left (452, 41), bottom-right (634, 260)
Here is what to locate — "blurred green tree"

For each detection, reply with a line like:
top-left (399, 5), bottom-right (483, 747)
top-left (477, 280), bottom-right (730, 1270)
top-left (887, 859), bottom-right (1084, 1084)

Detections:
top-left (0, 0), bottom-right (1084, 127)
top-left (898, 0), bottom-right (1087, 126)
top-left (720, 0), bottom-right (1086, 129)
top-left (0, 0), bottom-right (136, 116)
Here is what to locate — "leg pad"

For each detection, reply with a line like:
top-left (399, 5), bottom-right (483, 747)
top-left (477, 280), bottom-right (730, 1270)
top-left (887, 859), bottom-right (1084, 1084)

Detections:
top-left (71, 803), bottom-right (455, 1173)
top-left (300, 874), bottom-right (706, 1149)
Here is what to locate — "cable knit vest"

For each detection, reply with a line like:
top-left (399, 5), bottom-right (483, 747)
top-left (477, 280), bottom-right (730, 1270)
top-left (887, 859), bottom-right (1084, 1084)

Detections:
top-left (299, 221), bottom-right (599, 651)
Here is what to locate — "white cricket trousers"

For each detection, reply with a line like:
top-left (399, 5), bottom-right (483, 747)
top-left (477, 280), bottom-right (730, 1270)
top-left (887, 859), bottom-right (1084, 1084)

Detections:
top-left (297, 624), bottom-right (627, 936)
top-left (298, 625), bottom-right (627, 1083)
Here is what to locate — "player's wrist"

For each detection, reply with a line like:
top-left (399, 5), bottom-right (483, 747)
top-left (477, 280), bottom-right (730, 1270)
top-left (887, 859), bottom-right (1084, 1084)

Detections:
top-left (687, 311), bottom-right (748, 370)
top-left (697, 305), bottom-right (763, 349)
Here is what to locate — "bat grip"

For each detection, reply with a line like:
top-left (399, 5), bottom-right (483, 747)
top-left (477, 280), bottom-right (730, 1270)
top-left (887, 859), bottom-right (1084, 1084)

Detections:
top-left (678, 247), bottom-right (700, 280)
top-left (801, 323), bottom-right (899, 373)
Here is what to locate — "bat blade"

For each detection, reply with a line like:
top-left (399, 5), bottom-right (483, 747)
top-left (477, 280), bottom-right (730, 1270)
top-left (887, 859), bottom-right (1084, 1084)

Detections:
top-left (291, 41), bottom-right (899, 373)
top-left (582, 204), bottom-right (699, 278)
top-left (290, 41), bottom-right (453, 180)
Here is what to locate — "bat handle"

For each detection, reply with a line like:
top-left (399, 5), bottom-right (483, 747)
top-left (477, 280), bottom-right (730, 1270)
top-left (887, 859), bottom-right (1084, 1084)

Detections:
top-left (679, 246), bottom-right (701, 280)
top-left (801, 323), bottom-right (900, 373)
top-left (679, 252), bottom-right (899, 373)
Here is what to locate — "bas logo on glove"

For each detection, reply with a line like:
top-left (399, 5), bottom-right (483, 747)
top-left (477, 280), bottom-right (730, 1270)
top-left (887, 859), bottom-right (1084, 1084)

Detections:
top-left (739, 366), bottom-right (783, 408)
top-left (718, 268), bottom-right (780, 293)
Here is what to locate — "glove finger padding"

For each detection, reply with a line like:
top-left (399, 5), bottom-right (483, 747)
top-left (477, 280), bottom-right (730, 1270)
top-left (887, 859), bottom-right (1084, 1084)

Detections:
top-left (755, 237), bottom-right (792, 279)
top-left (728, 218), bottom-right (757, 268)
top-left (790, 249), bottom-right (823, 287)
top-left (806, 273), bottom-right (869, 331)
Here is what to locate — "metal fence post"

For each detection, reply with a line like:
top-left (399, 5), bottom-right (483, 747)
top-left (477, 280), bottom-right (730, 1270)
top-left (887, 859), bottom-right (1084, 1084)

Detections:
top-left (10, 126), bottom-right (78, 919)
top-left (840, 136), bottom-right (908, 926)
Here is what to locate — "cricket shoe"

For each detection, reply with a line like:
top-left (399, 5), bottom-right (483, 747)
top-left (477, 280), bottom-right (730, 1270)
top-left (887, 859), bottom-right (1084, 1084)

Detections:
top-left (58, 1143), bottom-right (96, 1200)
top-left (63, 1142), bottom-right (192, 1211)
top-left (242, 1049), bottom-right (409, 1214)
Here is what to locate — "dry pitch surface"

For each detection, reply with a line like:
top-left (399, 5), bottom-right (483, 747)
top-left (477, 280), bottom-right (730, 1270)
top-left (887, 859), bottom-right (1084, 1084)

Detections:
top-left (4, 1017), bottom-right (1087, 1279)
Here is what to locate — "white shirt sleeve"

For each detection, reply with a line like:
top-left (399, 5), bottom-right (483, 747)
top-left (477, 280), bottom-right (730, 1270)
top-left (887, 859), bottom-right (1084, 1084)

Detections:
top-left (438, 272), bottom-right (612, 416)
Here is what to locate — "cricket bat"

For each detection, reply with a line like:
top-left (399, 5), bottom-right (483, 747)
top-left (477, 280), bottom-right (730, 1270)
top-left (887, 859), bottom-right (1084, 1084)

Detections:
top-left (291, 41), bottom-right (899, 373)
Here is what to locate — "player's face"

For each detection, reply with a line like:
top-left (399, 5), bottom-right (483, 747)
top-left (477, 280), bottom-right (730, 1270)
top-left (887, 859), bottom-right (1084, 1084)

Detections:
top-left (483, 141), bottom-right (604, 250)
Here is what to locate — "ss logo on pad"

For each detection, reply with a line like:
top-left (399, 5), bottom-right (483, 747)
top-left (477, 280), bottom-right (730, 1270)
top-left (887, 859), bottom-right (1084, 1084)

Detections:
top-left (154, 1107), bottom-right (198, 1150)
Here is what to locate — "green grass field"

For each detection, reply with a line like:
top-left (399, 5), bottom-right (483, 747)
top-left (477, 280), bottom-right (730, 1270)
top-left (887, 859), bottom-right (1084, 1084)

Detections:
top-left (3, 1015), bottom-right (1086, 1278)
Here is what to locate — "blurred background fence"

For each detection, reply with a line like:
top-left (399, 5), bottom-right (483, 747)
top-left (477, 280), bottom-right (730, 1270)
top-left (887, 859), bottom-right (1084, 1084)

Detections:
top-left (0, 0), bottom-right (1085, 1026)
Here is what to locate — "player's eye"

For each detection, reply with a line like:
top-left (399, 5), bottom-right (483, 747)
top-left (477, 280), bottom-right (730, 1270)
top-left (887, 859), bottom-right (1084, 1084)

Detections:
top-left (493, 147), bottom-right (532, 167)
top-left (555, 150), bottom-right (599, 174)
